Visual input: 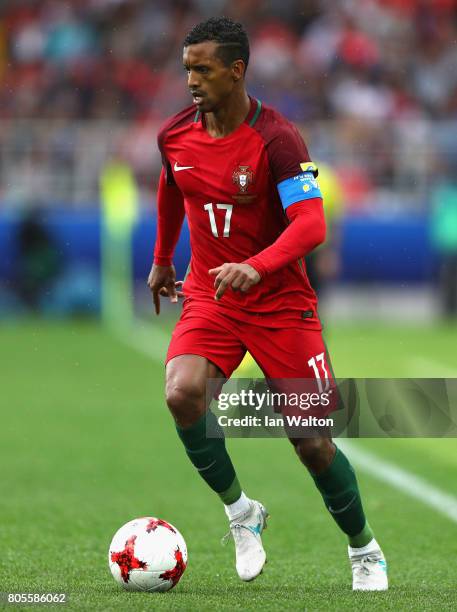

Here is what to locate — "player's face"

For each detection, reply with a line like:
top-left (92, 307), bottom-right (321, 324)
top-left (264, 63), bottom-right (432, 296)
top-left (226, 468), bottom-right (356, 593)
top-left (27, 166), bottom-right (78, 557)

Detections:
top-left (183, 42), bottom-right (242, 113)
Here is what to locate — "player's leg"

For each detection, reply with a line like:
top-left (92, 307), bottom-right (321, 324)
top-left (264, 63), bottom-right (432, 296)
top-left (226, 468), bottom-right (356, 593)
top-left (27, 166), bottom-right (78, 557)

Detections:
top-left (165, 309), bottom-right (268, 580)
top-left (287, 421), bottom-right (374, 554)
top-left (289, 431), bottom-right (387, 590)
top-left (245, 325), bottom-right (387, 590)
top-left (166, 354), bottom-right (242, 502)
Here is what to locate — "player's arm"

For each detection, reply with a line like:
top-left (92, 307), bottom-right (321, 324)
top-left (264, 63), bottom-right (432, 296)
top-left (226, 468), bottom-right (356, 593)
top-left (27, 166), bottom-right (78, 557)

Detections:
top-left (147, 168), bottom-right (185, 314)
top-left (243, 196), bottom-right (326, 277)
top-left (243, 150), bottom-right (327, 278)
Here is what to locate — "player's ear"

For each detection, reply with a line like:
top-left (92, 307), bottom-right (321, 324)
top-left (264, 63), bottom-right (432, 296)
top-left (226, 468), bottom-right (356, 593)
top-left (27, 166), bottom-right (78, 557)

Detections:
top-left (231, 59), bottom-right (245, 82)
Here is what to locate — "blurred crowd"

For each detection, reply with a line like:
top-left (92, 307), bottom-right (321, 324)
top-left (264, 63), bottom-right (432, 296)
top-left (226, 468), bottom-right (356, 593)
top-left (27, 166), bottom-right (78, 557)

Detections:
top-left (1, 0), bottom-right (457, 317)
top-left (1, 0), bottom-right (457, 210)
top-left (2, 0), bottom-right (457, 122)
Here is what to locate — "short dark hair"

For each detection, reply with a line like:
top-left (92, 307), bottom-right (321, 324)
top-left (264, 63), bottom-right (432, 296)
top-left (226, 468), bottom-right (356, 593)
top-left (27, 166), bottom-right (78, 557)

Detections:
top-left (183, 17), bottom-right (250, 72)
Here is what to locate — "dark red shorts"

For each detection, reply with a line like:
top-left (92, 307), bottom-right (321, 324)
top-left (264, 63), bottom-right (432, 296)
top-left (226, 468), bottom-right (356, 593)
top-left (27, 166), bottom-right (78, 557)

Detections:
top-left (166, 301), bottom-right (337, 416)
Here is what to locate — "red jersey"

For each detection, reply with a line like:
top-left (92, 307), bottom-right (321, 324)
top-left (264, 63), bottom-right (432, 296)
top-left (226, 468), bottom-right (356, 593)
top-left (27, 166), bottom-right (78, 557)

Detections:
top-left (156, 97), bottom-right (322, 329)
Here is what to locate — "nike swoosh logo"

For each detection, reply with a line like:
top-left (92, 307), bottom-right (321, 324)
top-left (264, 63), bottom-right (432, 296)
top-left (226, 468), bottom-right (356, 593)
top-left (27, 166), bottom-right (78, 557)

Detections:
top-left (247, 522), bottom-right (262, 536)
top-left (197, 460), bottom-right (216, 472)
top-left (174, 162), bottom-right (194, 171)
top-left (328, 494), bottom-right (357, 514)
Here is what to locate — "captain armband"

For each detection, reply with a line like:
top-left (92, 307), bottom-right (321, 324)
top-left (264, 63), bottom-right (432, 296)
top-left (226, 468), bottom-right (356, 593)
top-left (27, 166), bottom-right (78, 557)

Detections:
top-left (277, 162), bottom-right (322, 210)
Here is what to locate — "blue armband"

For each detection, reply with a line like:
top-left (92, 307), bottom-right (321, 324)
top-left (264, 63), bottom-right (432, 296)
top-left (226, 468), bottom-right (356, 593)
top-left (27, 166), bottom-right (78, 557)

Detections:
top-left (277, 165), bottom-right (322, 210)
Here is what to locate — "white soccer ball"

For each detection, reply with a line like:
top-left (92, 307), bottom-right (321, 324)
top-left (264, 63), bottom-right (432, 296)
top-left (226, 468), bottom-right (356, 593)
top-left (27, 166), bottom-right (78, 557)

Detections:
top-left (108, 517), bottom-right (187, 592)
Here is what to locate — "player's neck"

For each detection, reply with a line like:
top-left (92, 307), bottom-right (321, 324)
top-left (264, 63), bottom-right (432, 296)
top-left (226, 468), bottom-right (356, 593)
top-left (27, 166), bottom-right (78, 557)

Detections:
top-left (204, 90), bottom-right (251, 138)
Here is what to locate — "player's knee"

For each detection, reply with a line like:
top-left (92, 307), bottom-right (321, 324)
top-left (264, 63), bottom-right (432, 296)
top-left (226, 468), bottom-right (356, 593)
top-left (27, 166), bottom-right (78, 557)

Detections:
top-left (293, 437), bottom-right (334, 473)
top-left (165, 377), bottom-right (205, 425)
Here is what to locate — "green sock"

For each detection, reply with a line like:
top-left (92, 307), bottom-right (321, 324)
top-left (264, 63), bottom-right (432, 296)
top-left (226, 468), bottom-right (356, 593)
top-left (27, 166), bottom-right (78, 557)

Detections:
top-left (349, 522), bottom-right (374, 548)
top-left (176, 410), bottom-right (242, 504)
top-left (311, 446), bottom-right (374, 547)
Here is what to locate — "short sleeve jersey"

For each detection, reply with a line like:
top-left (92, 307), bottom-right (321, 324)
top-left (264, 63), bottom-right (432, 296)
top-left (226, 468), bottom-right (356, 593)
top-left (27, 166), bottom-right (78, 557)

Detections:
top-left (157, 97), bottom-right (322, 328)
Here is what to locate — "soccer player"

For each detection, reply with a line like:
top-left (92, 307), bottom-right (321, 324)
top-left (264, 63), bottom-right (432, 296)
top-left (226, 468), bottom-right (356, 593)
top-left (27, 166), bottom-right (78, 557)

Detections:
top-left (148, 17), bottom-right (387, 591)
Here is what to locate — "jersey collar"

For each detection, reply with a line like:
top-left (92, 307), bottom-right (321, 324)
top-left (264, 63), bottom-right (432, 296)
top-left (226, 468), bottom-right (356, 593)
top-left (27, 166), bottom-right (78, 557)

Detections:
top-left (193, 96), bottom-right (262, 129)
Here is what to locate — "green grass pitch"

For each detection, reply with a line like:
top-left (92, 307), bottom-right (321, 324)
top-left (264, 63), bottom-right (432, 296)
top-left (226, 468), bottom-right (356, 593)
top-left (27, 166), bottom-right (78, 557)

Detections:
top-left (1, 320), bottom-right (457, 610)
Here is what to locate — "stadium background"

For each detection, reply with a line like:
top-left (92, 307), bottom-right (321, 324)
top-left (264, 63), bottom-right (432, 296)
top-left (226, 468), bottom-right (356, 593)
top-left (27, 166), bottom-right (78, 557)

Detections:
top-left (1, 0), bottom-right (457, 609)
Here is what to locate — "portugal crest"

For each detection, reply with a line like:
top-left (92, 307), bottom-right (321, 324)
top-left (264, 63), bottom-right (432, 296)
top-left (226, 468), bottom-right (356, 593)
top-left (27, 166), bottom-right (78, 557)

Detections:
top-left (232, 165), bottom-right (254, 193)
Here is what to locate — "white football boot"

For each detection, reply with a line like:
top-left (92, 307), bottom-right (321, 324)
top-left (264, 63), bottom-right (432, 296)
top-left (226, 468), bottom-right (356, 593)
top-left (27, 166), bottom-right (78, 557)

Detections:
top-left (348, 538), bottom-right (388, 591)
top-left (222, 500), bottom-right (269, 581)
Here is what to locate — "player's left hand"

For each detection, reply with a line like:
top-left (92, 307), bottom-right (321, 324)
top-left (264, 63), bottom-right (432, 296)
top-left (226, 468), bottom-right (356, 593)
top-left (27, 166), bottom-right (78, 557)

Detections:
top-left (208, 263), bottom-right (261, 301)
top-left (158, 280), bottom-right (184, 298)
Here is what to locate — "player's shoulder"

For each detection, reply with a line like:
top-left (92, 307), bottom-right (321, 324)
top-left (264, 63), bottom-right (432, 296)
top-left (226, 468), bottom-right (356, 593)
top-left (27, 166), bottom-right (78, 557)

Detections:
top-left (252, 100), bottom-right (312, 182)
top-left (253, 101), bottom-right (304, 147)
top-left (157, 105), bottom-right (196, 150)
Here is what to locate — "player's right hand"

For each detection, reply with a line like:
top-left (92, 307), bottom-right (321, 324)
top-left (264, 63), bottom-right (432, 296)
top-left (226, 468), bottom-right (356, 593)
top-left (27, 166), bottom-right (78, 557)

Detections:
top-left (147, 264), bottom-right (183, 315)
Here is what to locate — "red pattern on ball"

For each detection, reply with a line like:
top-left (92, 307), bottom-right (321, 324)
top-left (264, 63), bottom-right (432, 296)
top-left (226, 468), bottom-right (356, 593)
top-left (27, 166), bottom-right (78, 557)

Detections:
top-left (145, 518), bottom-right (177, 534)
top-left (111, 535), bottom-right (147, 583)
top-left (159, 547), bottom-right (186, 587)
